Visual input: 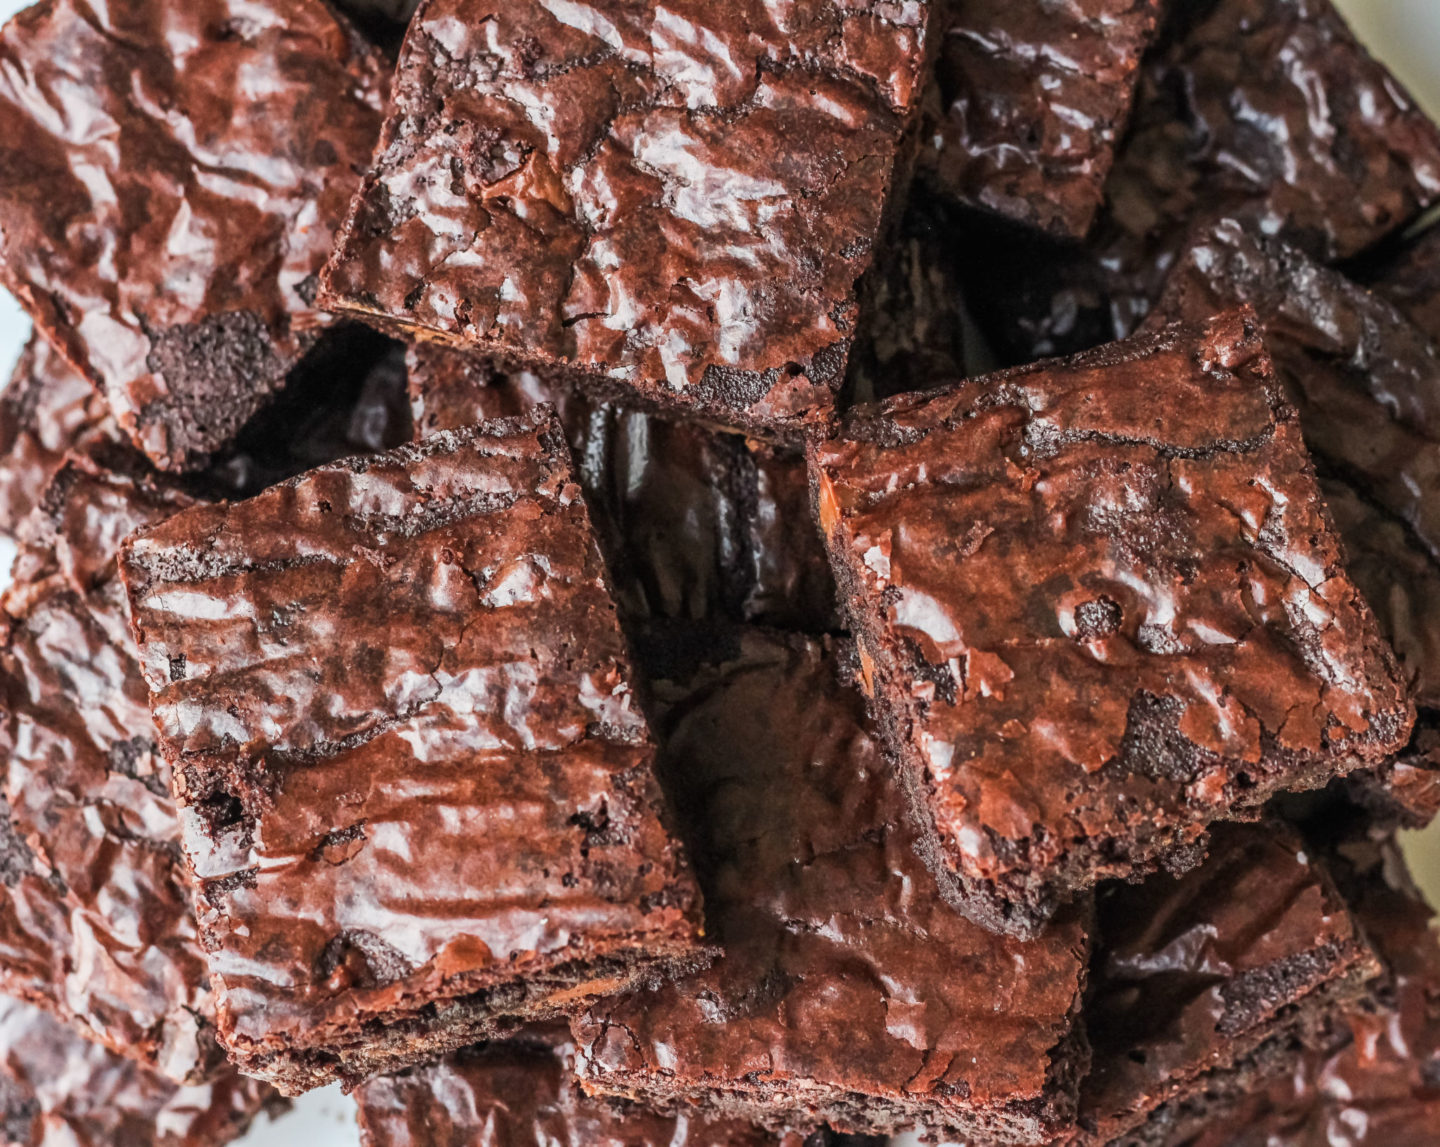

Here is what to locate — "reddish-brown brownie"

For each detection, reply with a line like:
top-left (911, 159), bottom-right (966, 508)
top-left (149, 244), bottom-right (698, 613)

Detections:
top-left (1070, 822), bottom-right (1379, 1146)
top-left (408, 344), bottom-right (837, 633)
top-left (320, 0), bottom-right (936, 442)
top-left (811, 310), bottom-right (1415, 938)
top-left (0, 995), bottom-right (281, 1147)
top-left (117, 411), bottom-right (708, 1095)
top-left (0, 457), bottom-right (224, 1083)
top-left (0, 0), bottom-right (388, 471)
top-left (575, 630), bottom-right (1091, 1144)
top-left (921, 0), bottom-right (1162, 239)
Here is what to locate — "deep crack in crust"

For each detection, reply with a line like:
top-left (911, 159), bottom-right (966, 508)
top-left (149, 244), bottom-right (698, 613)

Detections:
top-left (319, 0), bottom-right (936, 442)
top-left (117, 413), bottom-right (708, 1094)
top-left (810, 310), bottom-right (1415, 940)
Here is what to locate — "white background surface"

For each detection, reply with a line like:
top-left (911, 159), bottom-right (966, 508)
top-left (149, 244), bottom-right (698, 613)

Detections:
top-left (0, 1), bottom-right (1436, 1144)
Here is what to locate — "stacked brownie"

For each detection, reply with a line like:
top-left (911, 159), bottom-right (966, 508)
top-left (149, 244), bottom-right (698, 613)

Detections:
top-left (0, 0), bottom-right (1437, 1145)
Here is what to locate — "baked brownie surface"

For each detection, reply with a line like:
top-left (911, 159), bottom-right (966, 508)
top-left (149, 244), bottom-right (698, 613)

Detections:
top-left (576, 630), bottom-right (1090, 1144)
top-left (811, 310), bottom-right (1415, 938)
top-left (1074, 821), bottom-right (1378, 1146)
top-left (0, 0), bottom-right (388, 470)
top-left (0, 457), bottom-right (225, 1084)
top-left (355, 1025), bottom-right (776, 1147)
top-left (118, 411), bottom-right (707, 1094)
top-left (320, 0), bottom-right (934, 440)
top-left (0, 995), bottom-right (278, 1147)
top-left (922, 0), bottom-right (1162, 239)
top-left (407, 344), bottom-right (838, 632)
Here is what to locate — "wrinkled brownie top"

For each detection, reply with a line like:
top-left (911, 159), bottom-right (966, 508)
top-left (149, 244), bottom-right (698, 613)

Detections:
top-left (0, 0), bottom-right (388, 470)
top-left (321, 0), bottom-right (934, 438)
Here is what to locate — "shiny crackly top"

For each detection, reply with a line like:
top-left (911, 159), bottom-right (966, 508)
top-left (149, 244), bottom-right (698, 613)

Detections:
top-left (0, 458), bottom-right (223, 1084)
top-left (407, 343), bottom-right (837, 631)
top-left (1078, 821), bottom-right (1375, 1143)
top-left (0, 995), bottom-right (276, 1147)
top-left (576, 631), bottom-right (1089, 1137)
top-left (117, 414), bottom-right (703, 1052)
top-left (0, 0), bottom-right (388, 471)
top-left (320, 0), bottom-right (933, 436)
top-left (1150, 218), bottom-right (1440, 711)
top-left (813, 310), bottom-right (1414, 891)
top-left (922, 0), bottom-right (1161, 239)
top-left (356, 1025), bottom-right (772, 1147)
top-left (1104, 0), bottom-right (1440, 266)
top-left (1180, 835), bottom-right (1440, 1146)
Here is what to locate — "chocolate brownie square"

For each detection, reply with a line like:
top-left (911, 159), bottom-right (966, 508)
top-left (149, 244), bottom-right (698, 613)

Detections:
top-left (0, 456), bottom-right (223, 1082)
top-left (118, 411), bottom-right (709, 1094)
top-left (407, 344), bottom-right (838, 633)
top-left (0, 0), bottom-right (388, 470)
top-left (0, 995), bottom-right (280, 1147)
top-left (921, 0), bottom-right (1162, 239)
top-left (575, 630), bottom-right (1091, 1144)
top-left (320, 0), bottom-right (936, 442)
top-left (811, 310), bottom-right (1415, 938)
top-left (1074, 821), bottom-right (1379, 1146)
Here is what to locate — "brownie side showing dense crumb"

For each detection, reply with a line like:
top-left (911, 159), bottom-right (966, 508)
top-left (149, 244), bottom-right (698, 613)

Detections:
top-left (0, 0), bottom-right (389, 471)
top-left (921, 0), bottom-right (1162, 239)
top-left (320, 0), bottom-right (935, 442)
top-left (355, 1025), bottom-right (777, 1146)
top-left (407, 344), bottom-right (838, 632)
top-left (811, 310), bottom-right (1415, 940)
top-left (118, 412), bottom-right (708, 1095)
top-left (1069, 822), bottom-right (1379, 1146)
top-left (576, 630), bottom-right (1091, 1145)
top-left (0, 995), bottom-right (281, 1147)
top-left (0, 456), bottom-right (229, 1084)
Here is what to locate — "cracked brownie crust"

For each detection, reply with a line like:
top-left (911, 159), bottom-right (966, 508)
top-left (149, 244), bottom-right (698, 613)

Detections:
top-left (117, 411), bottom-right (708, 1094)
top-left (810, 310), bottom-right (1415, 939)
top-left (0, 0), bottom-right (389, 470)
top-left (320, 0), bottom-right (935, 441)
top-left (576, 630), bottom-right (1091, 1145)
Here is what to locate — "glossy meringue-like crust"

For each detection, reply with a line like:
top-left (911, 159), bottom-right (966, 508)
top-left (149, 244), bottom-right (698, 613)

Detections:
top-left (576, 630), bottom-right (1090, 1144)
top-left (812, 310), bottom-right (1415, 937)
top-left (0, 457), bottom-right (223, 1084)
top-left (320, 0), bottom-right (934, 439)
top-left (0, 0), bottom-right (388, 471)
top-left (922, 0), bottom-right (1162, 239)
top-left (0, 995), bottom-right (279, 1147)
top-left (1076, 822), bottom-right (1378, 1144)
top-left (118, 413), bottom-right (706, 1093)
top-left (355, 1025), bottom-right (773, 1147)
top-left (407, 343), bottom-right (837, 632)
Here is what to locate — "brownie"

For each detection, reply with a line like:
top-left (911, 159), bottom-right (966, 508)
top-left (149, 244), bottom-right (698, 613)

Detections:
top-left (810, 310), bottom-right (1415, 939)
top-left (1072, 821), bottom-right (1379, 1146)
top-left (0, 995), bottom-right (280, 1147)
top-left (920, 0), bottom-right (1162, 239)
top-left (0, 456), bottom-right (227, 1083)
top-left (117, 411), bottom-right (709, 1095)
top-left (575, 630), bottom-right (1091, 1144)
top-left (1367, 221), bottom-right (1440, 342)
top-left (0, 0), bottom-right (389, 471)
top-left (320, 0), bottom-right (936, 442)
top-left (408, 344), bottom-right (837, 633)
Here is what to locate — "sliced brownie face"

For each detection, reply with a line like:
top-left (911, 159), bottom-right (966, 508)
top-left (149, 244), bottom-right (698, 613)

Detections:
top-left (0, 995), bottom-right (279, 1147)
top-left (407, 344), bottom-right (838, 633)
top-left (355, 1026), bottom-right (776, 1147)
top-left (1075, 821), bottom-right (1379, 1146)
top-left (922, 0), bottom-right (1162, 239)
top-left (320, 0), bottom-right (936, 442)
top-left (575, 630), bottom-right (1091, 1145)
top-left (118, 412), bottom-right (708, 1095)
top-left (0, 457), bottom-right (223, 1083)
top-left (0, 0), bottom-right (388, 470)
top-left (811, 310), bottom-right (1415, 939)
